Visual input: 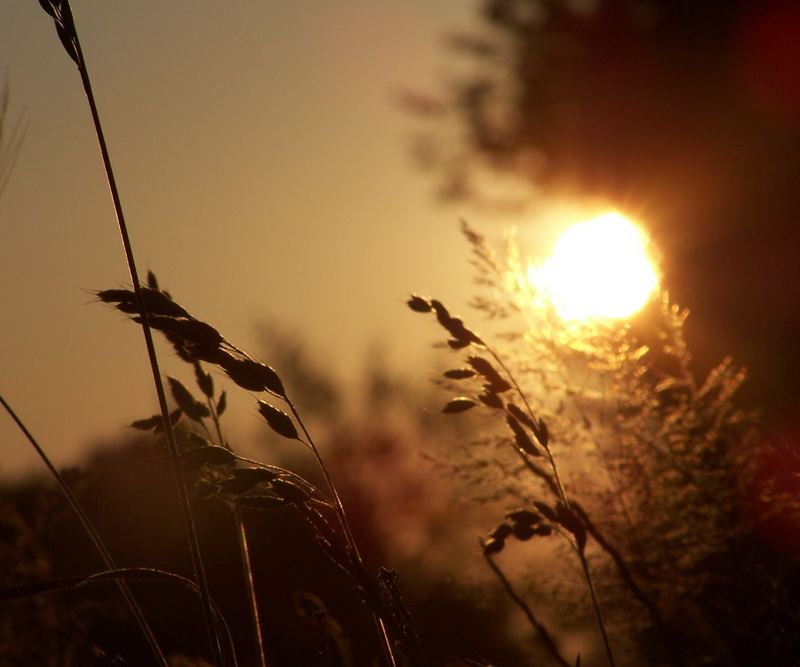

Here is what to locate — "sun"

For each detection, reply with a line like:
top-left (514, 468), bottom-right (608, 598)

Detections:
top-left (528, 211), bottom-right (659, 321)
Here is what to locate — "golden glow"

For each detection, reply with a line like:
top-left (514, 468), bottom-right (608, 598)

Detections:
top-left (528, 211), bottom-right (659, 321)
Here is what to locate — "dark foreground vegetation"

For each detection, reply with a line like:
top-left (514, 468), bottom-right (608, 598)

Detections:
top-left (3, 1), bottom-right (800, 665)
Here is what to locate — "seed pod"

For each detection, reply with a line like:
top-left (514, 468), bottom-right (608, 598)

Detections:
top-left (443, 368), bottom-right (476, 379)
top-left (482, 537), bottom-right (504, 556)
top-left (507, 403), bottom-right (536, 430)
top-left (479, 390), bottom-right (504, 410)
top-left (407, 295), bottom-right (431, 312)
top-left (258, 401), bottom-right (298, 439)
top-left (468, 357), bottom-right (511, 393)
top-left (532, 418), bottom-right (549, 447)
top-left (130, 414), bottom-right (163, 431)
top-left (556, 503), bottom-right (587, 552)
top-left (533, 502), bottom-right (559, 523)
top-left (490, 523), bottom-right (513, 540)
top-left (194, 362), bottom-right (214, 398)
top-left (167, 377), bottom-right (209, 422)
top-left (505, 509), bottom-right (541, 526)
top-left (219, 476), bottom-right (264, 495)
top-left (512, 523), bottom-right (537, 541)
top-left (506, 414), bottom-right (540, 456)
top-left (181, 445), bottom-right (236, 470)
top-left (270, 478), bottom-right (311, 504)
top-left (442, 397), bottom-right (476, 413)
top-left (216, 391), bottom-right (227, 416)
top-left (223, 357), bottom-right (285, 396)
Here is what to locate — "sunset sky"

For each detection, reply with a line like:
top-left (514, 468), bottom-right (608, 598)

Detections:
top-left (0, 1), bottom-right (527, 476)
top-left (4, 2), bottom-right (798, 479)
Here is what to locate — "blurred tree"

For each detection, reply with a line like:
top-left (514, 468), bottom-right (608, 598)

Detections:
top-left (407, 0), bottom-right (800, 419)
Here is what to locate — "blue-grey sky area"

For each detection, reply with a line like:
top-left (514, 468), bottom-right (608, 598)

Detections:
top-left (2, 1), bottom-right (533, 476)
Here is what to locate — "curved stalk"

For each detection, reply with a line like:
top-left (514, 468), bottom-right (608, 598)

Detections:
top-left (207, 395), bottom-right (268, 667)
top-left (483, 343), bottom-right (617, 667)
top-left (284, 397), bottom-right (399, 667)
top-left (0, 393), bottom-right (168, 666)
top-left (45, 5), bottom-right (222, 662)
top-left (482, 542), bottom-right (570, 667)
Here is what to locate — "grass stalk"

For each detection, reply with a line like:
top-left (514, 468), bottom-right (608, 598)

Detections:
top-left (483, 343), bottom-right (617, 667)
top-left (39, 3), bottom-right (222, 662)
top-left (206, 396), bottom-right (269, 667)
top-left (481, 542), bottom-right (570, 667)
top-left (284, 397), bottom-right (399, 667)
top-left (575, 548), bottom-right (616, 667)
top-left (0, 393), bottom-right (168, 666)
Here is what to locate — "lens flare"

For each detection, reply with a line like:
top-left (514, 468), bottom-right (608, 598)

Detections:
top-left (528, 211), bottom-right (659, 321)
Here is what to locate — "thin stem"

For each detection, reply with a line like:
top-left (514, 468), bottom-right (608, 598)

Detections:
top-left (67, 17), bottom-right (221, 665)
top-left (481, 544), bottom-right (570, 667)
top-left (233, 505), bottom-right (267, 667)
top-left (207, 396), bottom-right (268, 667)
top-left (483, 342), bottom-right (616, 667)
top-left (486, 346), bottom-right (568, 503)
top-left (576, 550), bottom-right (616, 667)
top-left (0, 393), bottom-right (168, 667)
top-left (284, 397), bottom-right (398, 667)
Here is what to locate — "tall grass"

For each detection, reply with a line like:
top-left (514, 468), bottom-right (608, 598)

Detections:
top-left (3, 2), bottom-right (797, 666)
top-left (36, 1), bottom-right (222, 662)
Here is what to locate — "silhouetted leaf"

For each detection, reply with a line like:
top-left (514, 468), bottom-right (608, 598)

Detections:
top-left (194, 362), bottom-right (214, 398)
top-left (167, 377), bottom-right (209, 422)
top-left (443, 368), bottom-right (476, 379)
top-left (146, 271), bottom-right (159, 290)
top-left (447, 338), bottom-right (471, 350)
top-left (442, 397), bottom-right (476, 413)
top-left (216, 391), bottom-right (227, 416)
top-left (257, 401), bottom-right (298, 439)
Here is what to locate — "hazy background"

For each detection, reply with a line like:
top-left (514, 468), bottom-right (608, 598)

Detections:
top-left (3, 1), bottom-right (799, 479)
top-left (0, 1), bottom-right (509, 476)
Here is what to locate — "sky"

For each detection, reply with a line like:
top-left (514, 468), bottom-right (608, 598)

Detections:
top-left (0, 0), bottom-right (529, 476)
